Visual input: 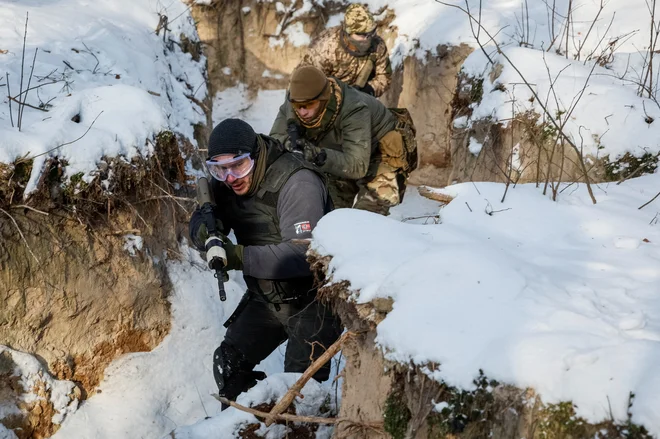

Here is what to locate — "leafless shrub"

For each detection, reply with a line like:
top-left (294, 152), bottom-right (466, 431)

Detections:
top-left (437, 0), bottom-right (599, 203)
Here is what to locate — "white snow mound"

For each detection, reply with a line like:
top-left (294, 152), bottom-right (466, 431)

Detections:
top-left (311, 175), bottom-right (660, 432)
top-left (0, 0), bottom-right (206, 194)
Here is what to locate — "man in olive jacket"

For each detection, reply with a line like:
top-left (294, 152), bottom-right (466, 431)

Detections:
top-left (269, 65), bottom-right (417, 215)
top-left (189, 118), bottom-right (342, 407)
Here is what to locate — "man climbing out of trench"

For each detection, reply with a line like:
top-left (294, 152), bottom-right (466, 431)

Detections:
top-left (189, 118), bottom-right (343, 407)
top-left (297, 3), bottom-right (392, 97)
top-left (269, 65), bottom-right (418, 216)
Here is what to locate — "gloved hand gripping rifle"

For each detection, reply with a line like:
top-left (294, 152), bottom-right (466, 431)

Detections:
top-left (286, 119), bottom-right (303, 154)
top-left (196, 177), bottom-right (227, 301)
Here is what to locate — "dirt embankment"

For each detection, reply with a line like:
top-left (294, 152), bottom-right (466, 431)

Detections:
top-left (0, 130), bottom-right (204, 438)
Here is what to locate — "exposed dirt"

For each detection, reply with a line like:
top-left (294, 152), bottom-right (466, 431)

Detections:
top-left (0, 131), bottom-right (197, 437)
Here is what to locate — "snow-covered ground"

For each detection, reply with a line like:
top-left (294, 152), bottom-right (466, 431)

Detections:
top-left (0, 0), bottom-right (206, 194)
top-left (3, 0), bottom-right (660, 437)
top-left (50, 245), bottom-right (249, 438)
top-left (312, 176), bottom-right (660, 431)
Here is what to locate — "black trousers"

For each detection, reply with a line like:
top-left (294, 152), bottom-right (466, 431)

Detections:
top-left (224, 291), bottom-right (343, 382)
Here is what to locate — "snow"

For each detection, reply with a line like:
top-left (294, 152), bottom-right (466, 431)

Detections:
top-left (51, 243), bottom-right (254, 438)
top-left (351, 0), bottom-right (660, 69)
top-left (212, 84), bottom-right (286, 135)
top-left (311, 176), bottom-right (660, 431)
top-left (122, 233), bottom-right (143, 257)
top-left (4, 0), bottom-right (660, 436)
top-left (264, 0), bottom-right (600, 67)
top-left (262, 70), bottom-right (285, 80)
top-left (0, 0), bottom-right (206, 193)
top-left (46, 240), bottom-right (341, 438)
top-left (462, 47), bottom-right (660, 163)
top-left (0, 425), bottom-right (17, 439)
top-left (171, 374), bottom-right (335, 438)
top-left (0, 346), bottom-right (78, 426)
top-left (467, 137), bottom-right (482, 155)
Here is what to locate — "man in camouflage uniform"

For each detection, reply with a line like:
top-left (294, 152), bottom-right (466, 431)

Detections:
top-left (298, 3), bottom-right (392, 98)
top-left (269, 65), bottom-right (417, 215)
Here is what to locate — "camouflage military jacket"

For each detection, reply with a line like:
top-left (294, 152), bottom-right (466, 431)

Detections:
top-left (298, 26), bottom-right (392, 97)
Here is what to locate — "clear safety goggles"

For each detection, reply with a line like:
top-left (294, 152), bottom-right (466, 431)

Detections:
top-left (205, 153), bottom-right (255, 182)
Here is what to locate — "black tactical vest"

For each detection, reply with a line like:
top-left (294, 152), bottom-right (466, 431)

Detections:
top-left (214, 151), bottom-right (328, 304)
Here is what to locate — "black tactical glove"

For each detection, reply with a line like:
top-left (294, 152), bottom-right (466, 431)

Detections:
top-left (192, 219), bottom-right (222, 250)
top-left (359, 83), bottom-right (375, 96)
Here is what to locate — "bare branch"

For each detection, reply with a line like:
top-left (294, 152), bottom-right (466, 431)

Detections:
top-left (18, 13), bottom-right (29, 131)
top-left (576, 0), bottom-right (605, 60)
top-left (9, 95), bottom-right (48, 112)
top-left (435, 0), bottom-right (598, 203)
top-left (24, 111), bottom-right (104, 161)
top-left (10, 205), bottom-right (49, 216)
top-left (215, 395), bottom-right (383, 431)
top-left (264, 331), bottom-right (354, 426)
top-left (6, 72), bottom-right (14, 127)
top-left (0, 208), bottom-right (40, 263)
top-left (639, 191), bottom-right (660, 209)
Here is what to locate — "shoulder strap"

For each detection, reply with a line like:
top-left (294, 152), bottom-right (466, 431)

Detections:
top-left (256, 153), bottom-right (328, 208)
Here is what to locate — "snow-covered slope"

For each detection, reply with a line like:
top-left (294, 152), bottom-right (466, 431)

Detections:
top-left (0, 0), bottom-right (206, 194)
top-left (312, 177), bottom-right (660, 432)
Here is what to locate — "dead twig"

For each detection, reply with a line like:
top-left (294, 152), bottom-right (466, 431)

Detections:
top-left (0, 208), bottom-right (40, 263)
top-left (435, 0), bottom-right (598, 204)
top-left (6, 72), bottom-right (14, 127)
top-left (264, 331), bottom-right (354, 426)
top-left (23, 111), bottom-right (103, 161)
top-left (134, 195), bottom-right (196, 204)
top-left (9, 95), bottom-right (48, 112)
top-left (417, 187), bottom-right (454, 204)
top-left (81, 42), bottom-right (100, 74)
top-left (401, 215), bottom-right (441, 223)
top-left (639, 191), bottom-right (660, 209)
top-left (216, 395), bottom-right (383, 429)
top-left (10, 204), bottom-right (49, 216)
top-left (19, 47), bottom-right (39, 128)
top-left (18, 12), bottom-right (28, 131)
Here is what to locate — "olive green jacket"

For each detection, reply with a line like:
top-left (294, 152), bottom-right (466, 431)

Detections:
top-left (269, 79), bottom-right (397, 180)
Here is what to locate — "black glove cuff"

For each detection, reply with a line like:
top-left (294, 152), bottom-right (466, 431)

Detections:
top-left (314, 149), bottom-right (327, 167)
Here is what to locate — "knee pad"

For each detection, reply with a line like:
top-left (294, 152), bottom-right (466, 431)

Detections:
top-left (213, 342), bottom-right (265, 401)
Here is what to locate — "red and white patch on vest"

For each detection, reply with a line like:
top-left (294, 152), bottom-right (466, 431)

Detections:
top-left (294, 221), bottom-right (312, 235)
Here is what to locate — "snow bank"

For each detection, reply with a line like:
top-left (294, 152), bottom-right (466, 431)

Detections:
top-left (0, 346), bottom-right (78, 426)
top-left (314, 0), bottom-right (656, 68)
top-left (311, 176), bottom-right (660, 431)
top-left (0, 0), bottom-right (206, 193)
top-left (462, 47), bottom-right (660, 162)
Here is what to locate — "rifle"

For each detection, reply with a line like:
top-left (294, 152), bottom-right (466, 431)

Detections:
top-left (196, 177), bottom-right (227, 301)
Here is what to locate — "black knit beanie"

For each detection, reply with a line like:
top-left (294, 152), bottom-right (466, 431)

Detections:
top-left (207, 118), bottom-right (257, 159)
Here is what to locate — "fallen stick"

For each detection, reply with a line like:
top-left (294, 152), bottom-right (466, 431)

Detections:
top-left (639, 191), bottom-right (660, 210)
top-left (215, 395), bottom-right (385, 431)
top-left (265, 331), bottom-right (354, 426)
top-left (216, 396), bottom-right (339, 425)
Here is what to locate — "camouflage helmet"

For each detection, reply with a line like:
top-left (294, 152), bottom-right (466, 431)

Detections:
top-left (343, 4), bottom-right (376, 34)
